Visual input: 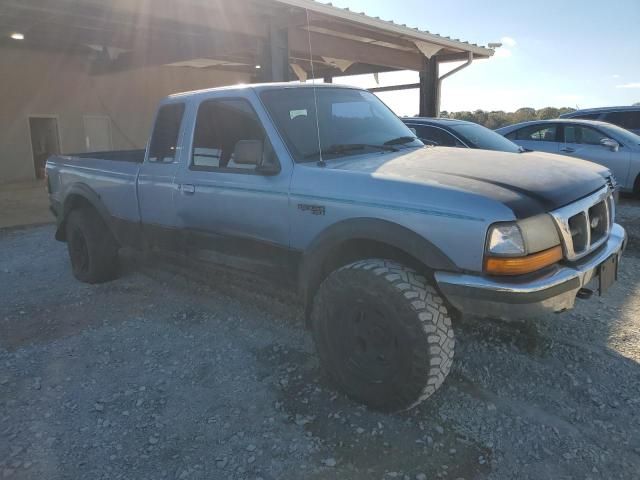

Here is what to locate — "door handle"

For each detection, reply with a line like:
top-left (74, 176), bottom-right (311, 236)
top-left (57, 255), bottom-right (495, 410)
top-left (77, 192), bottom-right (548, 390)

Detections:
top-left (180, 184), bottom-right (196, 195)
top-left (560, 147), bottom-right (576, 153)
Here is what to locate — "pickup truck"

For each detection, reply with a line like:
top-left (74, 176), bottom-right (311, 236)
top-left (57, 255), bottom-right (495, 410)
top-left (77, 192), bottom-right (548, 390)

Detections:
top-left (46, 84), bottom-right (627, 412)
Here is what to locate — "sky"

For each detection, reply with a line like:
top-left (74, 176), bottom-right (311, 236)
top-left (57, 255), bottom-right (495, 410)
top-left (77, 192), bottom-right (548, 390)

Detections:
top-left (315, 0), bottom-right (640, 115)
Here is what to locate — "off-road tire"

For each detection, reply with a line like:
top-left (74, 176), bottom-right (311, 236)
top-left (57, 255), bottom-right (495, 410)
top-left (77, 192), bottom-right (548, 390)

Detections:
top-left (311, 259), bottom-right (455, 412)
top-left (65, 208), bottom-right (119, 284)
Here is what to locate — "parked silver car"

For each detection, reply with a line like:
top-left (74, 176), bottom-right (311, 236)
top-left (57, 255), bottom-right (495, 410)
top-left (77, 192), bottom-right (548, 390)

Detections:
top-left (496, 119), bottom-right (640, 193)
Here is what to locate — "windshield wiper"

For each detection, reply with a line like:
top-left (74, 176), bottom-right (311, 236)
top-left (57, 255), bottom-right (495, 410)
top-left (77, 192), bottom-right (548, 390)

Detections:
top-left (304, 143), bottom-right (398, 159)
top-left (384, 136), bottom-right (418, 146)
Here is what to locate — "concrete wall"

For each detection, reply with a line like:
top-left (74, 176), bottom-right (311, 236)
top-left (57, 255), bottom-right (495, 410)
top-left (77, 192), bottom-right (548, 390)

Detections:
top-left (0, 45), bottom-right (251, 184)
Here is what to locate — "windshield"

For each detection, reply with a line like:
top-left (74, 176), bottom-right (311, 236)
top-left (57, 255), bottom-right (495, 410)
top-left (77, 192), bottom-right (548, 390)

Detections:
top-left (451, 123), bottom-right (523, 153)
top-left (260, 87), bottom-right (422, 162)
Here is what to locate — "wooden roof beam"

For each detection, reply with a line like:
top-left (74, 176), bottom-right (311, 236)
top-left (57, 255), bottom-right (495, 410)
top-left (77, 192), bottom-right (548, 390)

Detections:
top-left (288, 28), bottom-right (423, 71)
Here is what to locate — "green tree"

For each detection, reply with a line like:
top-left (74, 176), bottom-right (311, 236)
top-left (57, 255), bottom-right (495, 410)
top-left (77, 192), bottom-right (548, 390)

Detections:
top-left (439, 106), bottom-right (579, 128)
top-left (513, 107), bottom-right (537, 123)
top-left (537, 107), bottom-right (560, 120)
top-left (485, 111), bottom-right (509, 129)
top-left (558, 107), bottom-right (576, 116)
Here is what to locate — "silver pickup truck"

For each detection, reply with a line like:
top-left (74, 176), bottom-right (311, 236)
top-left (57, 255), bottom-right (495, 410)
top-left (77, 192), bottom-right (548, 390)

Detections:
top-left (46, 84), bottom-right (627, 412)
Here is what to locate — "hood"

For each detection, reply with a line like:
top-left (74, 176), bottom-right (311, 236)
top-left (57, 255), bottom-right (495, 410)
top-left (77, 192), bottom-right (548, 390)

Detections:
top-left (327, 147), bottom-right (609, 218)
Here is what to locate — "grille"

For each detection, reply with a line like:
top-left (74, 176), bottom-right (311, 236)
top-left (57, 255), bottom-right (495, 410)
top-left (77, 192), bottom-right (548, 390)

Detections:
top-left (550, 187), bottom-right (614, 261)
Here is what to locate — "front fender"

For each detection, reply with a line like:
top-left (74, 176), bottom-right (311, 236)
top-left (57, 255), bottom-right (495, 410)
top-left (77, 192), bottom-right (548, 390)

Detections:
top-left (298, 217), bottom-right (460, 303)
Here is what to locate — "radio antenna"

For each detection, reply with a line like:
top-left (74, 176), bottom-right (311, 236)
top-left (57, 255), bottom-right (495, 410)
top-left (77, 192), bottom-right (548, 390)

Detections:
top-left (305, 8), bottom-right (325, 167)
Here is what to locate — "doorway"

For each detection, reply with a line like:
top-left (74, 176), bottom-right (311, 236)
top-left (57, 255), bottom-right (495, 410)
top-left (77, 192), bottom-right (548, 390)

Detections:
top-left (28, 116), bottom-right (61, 179)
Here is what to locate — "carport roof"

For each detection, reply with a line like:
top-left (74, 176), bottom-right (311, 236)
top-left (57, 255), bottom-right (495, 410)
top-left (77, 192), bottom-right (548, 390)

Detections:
top-left (274, 0), bottom-right (493, 58)
top-left (0, 0), bottom-right (494, 78)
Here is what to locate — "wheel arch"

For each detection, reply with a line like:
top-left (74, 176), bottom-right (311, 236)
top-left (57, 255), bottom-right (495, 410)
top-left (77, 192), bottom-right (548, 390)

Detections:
top-left (299, 218), bottom-right (459, 323)
top-left (56, 184), bottom-right (113, 242)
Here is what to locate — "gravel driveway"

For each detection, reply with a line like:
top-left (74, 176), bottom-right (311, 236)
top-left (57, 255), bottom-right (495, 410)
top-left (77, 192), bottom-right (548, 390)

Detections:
top-left (1, 199), bottom-right (639, 480)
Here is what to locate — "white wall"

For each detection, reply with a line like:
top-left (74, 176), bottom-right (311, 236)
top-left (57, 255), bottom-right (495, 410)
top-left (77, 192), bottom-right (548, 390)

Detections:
top-left (0, 46), bottom-right (251, 183)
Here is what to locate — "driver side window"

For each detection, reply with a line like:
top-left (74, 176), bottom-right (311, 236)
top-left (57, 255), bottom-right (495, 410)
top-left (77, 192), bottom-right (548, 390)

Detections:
top-left (191, 98), bottom-right (277, 172)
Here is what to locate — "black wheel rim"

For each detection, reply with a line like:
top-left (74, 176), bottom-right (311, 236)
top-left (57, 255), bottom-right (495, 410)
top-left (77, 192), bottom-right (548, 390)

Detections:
top-left (70, 229), bottom-right (90, 274)
top-left (333, 301), bottom-right (402, 384)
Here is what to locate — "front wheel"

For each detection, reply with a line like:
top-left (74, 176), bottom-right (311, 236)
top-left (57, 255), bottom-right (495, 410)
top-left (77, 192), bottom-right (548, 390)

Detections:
top-left (311, 259), bottom-right (455, 412)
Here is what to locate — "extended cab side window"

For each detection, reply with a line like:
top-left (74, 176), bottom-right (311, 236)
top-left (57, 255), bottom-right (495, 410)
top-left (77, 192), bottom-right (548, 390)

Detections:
top-left (148, 103), bottom-right (185, 163)
top-left (192, 98), bottom-right (276, 172)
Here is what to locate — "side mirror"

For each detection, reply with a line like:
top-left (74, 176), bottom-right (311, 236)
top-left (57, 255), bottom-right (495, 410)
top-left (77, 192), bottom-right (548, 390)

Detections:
top-left (409, 127), bottom-right (417, 135)
top-left (600, 138), bottom-right (620, 152)
top-left (256, 160), bottom-right (281, 176)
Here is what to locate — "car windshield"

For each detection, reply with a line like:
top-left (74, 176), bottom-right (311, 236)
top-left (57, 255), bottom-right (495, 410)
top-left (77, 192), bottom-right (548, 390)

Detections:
top-left (260, 87), bottom-right (423, 162)
top-left (451, 123), bottom-right (523, 153)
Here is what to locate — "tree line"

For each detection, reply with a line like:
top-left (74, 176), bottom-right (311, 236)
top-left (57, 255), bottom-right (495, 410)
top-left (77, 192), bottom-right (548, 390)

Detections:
top-left (439, 107), bottom-right (577, 129)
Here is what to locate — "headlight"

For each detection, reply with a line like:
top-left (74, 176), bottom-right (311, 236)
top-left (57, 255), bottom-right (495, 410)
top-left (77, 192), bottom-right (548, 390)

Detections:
top-left (487, 223), bottom-right (525, 256)
top-left (484, 215), bottom-right (563, 276)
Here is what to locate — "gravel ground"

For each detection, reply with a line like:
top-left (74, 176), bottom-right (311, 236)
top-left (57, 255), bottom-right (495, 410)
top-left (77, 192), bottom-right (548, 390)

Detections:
top-left (1, 199), bottom-right (640, 480)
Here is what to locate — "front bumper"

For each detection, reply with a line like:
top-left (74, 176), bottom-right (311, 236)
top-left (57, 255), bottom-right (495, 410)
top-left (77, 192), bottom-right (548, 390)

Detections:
top-left (435, 223), bottom-right (627, 319)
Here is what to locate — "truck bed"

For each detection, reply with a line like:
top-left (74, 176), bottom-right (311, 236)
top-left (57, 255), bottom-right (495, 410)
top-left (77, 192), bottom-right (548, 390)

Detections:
top-left (46, 152), bottom-right (142, 224)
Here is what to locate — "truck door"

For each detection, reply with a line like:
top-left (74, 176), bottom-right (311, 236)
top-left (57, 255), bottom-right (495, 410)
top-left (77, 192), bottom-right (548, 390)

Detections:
top-left (137, 102), bottom-right (186, 249)
top-left (173, 94), bottom-right (293, 273)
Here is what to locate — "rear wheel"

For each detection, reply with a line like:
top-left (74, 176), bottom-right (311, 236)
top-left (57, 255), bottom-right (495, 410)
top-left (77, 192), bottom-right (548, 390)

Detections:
top-left (65, 208), bottom-right (119, 283)
top-left (311, 259), bottom-right (455, 412)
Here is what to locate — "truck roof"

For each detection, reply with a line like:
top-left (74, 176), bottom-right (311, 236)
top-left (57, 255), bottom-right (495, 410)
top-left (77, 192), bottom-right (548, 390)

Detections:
top-left (168, 82), bottom-right (360, 100)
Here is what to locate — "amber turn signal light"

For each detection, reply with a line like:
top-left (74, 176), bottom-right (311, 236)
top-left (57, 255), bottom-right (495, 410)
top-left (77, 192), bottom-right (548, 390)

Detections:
top-left (484, 245), bottom-right (563, 276)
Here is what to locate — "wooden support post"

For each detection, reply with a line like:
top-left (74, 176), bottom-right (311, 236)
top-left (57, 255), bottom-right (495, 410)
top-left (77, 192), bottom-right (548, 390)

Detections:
top-left (257, 18), bottom-right (290, 82)
top-left (419, 56), bottom-right (440, 117)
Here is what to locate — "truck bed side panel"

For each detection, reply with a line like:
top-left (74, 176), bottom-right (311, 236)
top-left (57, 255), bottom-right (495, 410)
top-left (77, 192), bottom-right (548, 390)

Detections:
top-left (47, 155), bottom-right (141, 224)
